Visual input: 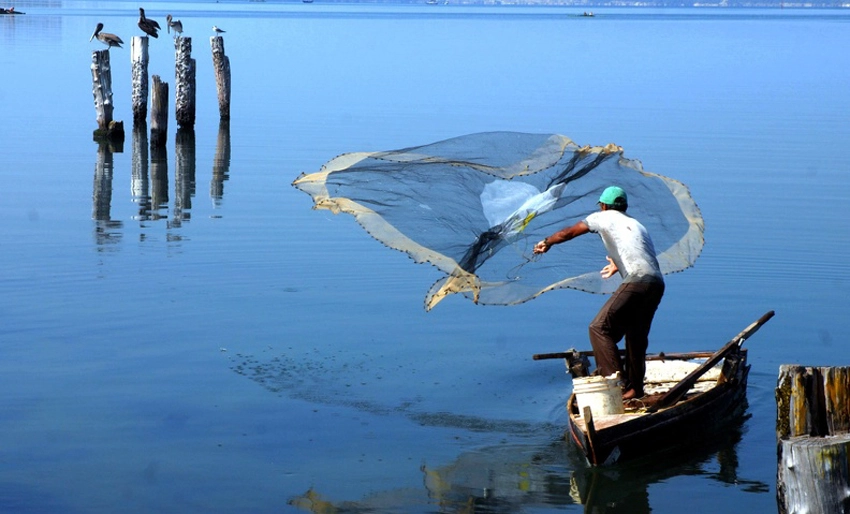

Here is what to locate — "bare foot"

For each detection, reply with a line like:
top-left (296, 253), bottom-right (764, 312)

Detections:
top-left (622, 388), bottom-right (643, 400)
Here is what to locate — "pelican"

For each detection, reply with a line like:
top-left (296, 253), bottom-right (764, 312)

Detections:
top-left (138, 8), bottom-right (160, 38)
top-left (166, 14), bottom-right (183, 36)
top-left (89, 23), bottom-right (124, 48)
top-left (212, 25), bottom-right (226, 35)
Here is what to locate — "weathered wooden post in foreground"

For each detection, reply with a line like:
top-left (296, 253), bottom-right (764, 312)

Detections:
top-left (150, 75), bottom-right (169, 148)
top-left (91, 50), bottom-right (124, 141)
top-left (210, 36), bottom-right (231, 120)
top-left (174, 36), bottom-right (196, 129)
top-left (131, 37), bottom-right (150, 122)
top-left (776, 365), bottom-right (850, 513)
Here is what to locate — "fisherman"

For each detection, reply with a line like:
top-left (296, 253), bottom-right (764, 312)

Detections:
top-left (533, 186), bottom-right (665, 400)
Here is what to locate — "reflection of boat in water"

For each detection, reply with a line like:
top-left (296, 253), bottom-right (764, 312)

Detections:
top-left (290, 426), bottom-right (768, 513)
top-left (570, 411), bottom-right (768, 513)
top-left (539, 311), bottom-right (773, 466)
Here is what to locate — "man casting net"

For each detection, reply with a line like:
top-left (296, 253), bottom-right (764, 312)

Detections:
top-left (292, 132), bottom-right (703, 310)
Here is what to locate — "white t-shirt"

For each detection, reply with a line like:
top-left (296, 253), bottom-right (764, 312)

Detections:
top-left (584, 210), bottom-right (663, 283)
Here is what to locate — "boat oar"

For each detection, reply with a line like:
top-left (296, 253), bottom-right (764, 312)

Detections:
top-left (645, 310), bottom-right (775, 414)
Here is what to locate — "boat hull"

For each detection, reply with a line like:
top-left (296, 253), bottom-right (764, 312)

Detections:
top-left (567, 350), bottom-right (749, 466)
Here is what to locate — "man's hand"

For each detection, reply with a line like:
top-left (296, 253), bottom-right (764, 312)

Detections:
top-left (600, 256), bottom-right (618, 279)
top-left (533, 240), bottom-right (550, 254)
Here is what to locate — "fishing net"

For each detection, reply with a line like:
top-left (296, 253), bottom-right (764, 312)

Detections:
top-left (293, 132), bottom-right (703, 310)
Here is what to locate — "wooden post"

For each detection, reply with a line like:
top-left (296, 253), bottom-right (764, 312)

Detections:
top-left (210, 36), bottom-right (231, 121)
top-left (776, 365), bottom-right (850, 513)
top-left (150, 75), bottom-right (169, 149)
top-left (131, 37), bottom-right (149, 123)
top-left (174, 36), bottom-right (196, 129)
top-left (91, 50), bottom-right (124, 141)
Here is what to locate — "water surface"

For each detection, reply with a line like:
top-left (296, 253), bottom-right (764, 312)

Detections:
top-left (1, 2), bottom-right (849, 512)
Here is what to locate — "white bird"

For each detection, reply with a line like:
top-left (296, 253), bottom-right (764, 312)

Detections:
top-left (166, 14), bottom-right (183, 36)
top-left (212, 25), bottom-right (226, 35)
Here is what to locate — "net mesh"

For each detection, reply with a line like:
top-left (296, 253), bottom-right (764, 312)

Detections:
top-left (293, 132), bottom-right (703, 310)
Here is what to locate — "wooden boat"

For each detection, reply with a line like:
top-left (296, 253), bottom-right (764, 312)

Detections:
top-left (535, 311), bottom-right (774, 466)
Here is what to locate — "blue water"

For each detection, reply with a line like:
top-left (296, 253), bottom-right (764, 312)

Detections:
top-left (1, 2), bottom-right (849, 512)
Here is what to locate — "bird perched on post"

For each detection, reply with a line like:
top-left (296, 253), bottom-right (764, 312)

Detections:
top-left (138, 8), bottom-right (160, 38)
top-left (166, 14), bottom-right (183, 36)
top-left (89, 23), bottom-right (124, 48)
top-left (212, 25), bottom-right (226, 35)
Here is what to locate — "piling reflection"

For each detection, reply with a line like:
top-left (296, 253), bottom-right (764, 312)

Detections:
top-left (129, 123), bottom-right (149, 222)
top-left (92, 140), bottom-right (124, 247)
top-left (150, 134), bottom-right (169, 220)
top-left (92, 114), bottom-right (233, 247)
top-left (173, 128), bottom-right (196, 227)
top-left (211, 120), bottom-right (230, 208)
top-left (288, 413), bottom-right (768, 513)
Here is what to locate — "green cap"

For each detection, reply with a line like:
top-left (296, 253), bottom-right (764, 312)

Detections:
top-left (599, 186), bottom-right (627, 208)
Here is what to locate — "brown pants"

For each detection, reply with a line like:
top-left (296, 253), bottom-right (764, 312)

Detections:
top-left (588, 280), bottom-right (665, 395)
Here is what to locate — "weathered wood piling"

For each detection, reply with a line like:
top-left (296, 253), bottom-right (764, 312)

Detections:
top-left (210, 36), bottom-right (231, 121)
top-left (174, 36), bottom-right (196, 129)
top-left (131, 37), bottom-right (150, 122)
top-left (91, 50), bottom-right (124, 141)
top-left (150, 75), bottom-right (169, 148)
top-left (776, 365), bottom-right (850, 513)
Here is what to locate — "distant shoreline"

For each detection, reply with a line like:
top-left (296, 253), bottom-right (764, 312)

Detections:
top-left (304, 0), bottom-right (849, 8)
top-left (302, 0), bottom-right (850, 7)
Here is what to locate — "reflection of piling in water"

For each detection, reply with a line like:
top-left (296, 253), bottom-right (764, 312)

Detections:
top-left (210, 36), bottom-right (231, 121)
top-left (93, 142), bottom-right (115, 222)
top-left (174, 36), bottom-right (196, 129)
top-left (131, 122), bottom-right (152, 220)
top-left (91, 49), bottom-right (124, 142)
top-left (150, 134), bottom-right (169, 216)
top-left (93, 142), bottom-right (124, 246)
top-left (211, 120), bottom-right (231, 205)
top-left (150, 75), bottom-right (169, 148)
top-left (131, 37), bottom-right (149, 122)
top-left (174, 128), bottom-right (196, 223)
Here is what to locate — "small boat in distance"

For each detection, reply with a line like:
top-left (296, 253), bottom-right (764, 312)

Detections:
top-left (534, 310), bottom-right (774, 466)
top-left (0, 6), bottom-right (24, 14)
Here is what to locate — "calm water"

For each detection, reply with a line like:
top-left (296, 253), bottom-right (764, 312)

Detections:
top-left (1, 2), bottom-right (849, 512)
